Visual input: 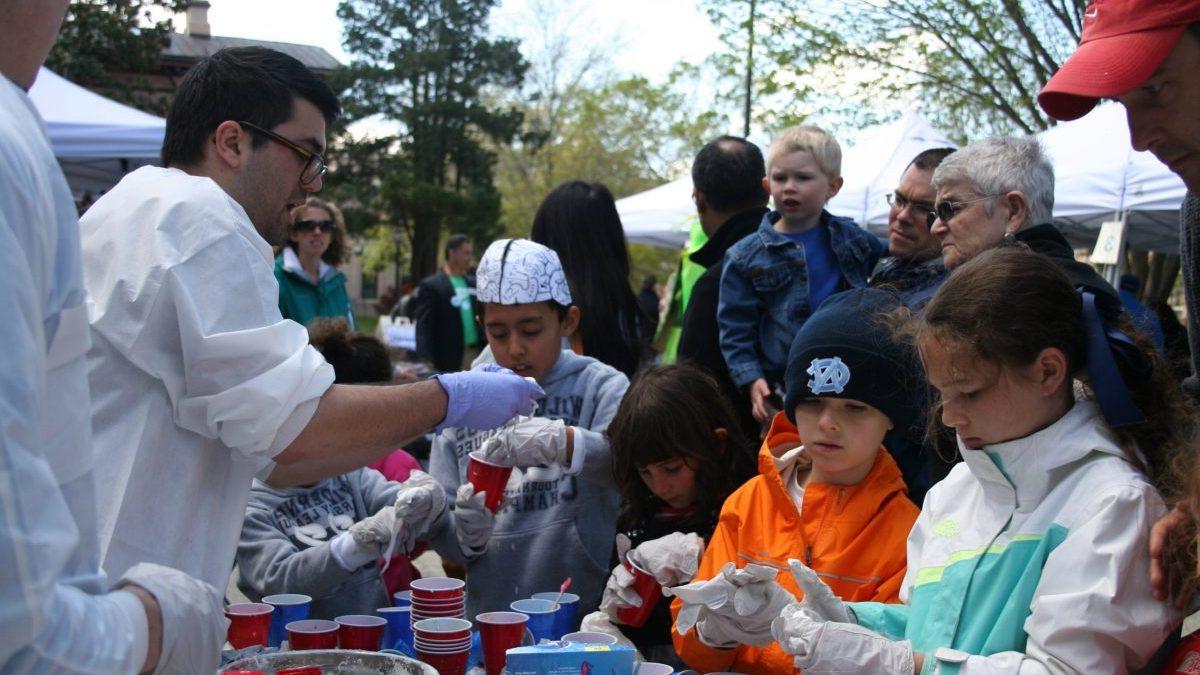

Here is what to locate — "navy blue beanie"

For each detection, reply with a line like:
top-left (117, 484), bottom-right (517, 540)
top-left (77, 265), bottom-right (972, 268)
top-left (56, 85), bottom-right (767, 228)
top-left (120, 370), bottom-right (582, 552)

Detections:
top-left (783, 288), bottom-right (921, 434)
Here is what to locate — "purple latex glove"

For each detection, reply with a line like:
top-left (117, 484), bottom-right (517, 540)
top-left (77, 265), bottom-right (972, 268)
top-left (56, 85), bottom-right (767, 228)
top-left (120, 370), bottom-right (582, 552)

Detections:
top-left (434, 364), bottom-right (544, 432)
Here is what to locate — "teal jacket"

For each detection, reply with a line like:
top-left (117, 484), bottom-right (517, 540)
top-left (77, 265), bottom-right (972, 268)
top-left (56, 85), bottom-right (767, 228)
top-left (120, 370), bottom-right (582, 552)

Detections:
top-left (274, 247), bottom-right (354, 329)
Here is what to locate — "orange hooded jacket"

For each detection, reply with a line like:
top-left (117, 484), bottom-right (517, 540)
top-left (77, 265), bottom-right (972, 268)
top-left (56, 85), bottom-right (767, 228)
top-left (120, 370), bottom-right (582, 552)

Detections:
top-left (670, 413), bottom-right (919, 675)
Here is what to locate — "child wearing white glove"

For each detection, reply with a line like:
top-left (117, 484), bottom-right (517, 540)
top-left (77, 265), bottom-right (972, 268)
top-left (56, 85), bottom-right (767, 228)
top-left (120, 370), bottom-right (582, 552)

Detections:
top-left (426, 239), bottom-right (630, 621)
top-left (586, 364), bottom-right (757, 667)
top-left (669, 289), bottom-right (923, 675)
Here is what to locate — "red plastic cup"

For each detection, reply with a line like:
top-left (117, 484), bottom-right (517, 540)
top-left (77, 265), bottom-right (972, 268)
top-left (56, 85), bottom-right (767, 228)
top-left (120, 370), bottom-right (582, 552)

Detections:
top-left (413, 617), bottom-right (473, 642)
top-left (225, 603), bottom-right (273, 649)
top-left (410, 577), bottom-right (466, 600)
top-left (616, 560), bottom-right (661, 628)
top-left (286, 619), bottom-right (339, 650)
top-left (477, 612), bottom-right (532, 675)
top-left (335, 614), bottom-right (388, 651)
top-left (468, 451), bottom-right (513, 512)
top-left (418, 647), bottom-right (470, 675)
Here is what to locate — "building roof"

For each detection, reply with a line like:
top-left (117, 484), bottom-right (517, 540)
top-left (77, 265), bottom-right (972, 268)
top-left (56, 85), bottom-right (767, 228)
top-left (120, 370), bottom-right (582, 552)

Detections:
top-left (164, 33), bottom-right (343, 73)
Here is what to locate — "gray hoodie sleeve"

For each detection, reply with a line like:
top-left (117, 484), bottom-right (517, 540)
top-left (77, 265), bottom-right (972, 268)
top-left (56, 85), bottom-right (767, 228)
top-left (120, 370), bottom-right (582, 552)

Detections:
top-left (236, 498), bottom-right (360, 601)
top-left (573, 367), bottom-right (629, 489)
top-left (425, 432), bottom-right (472, 565)
top-left (358, 467), bottom-right (403, 515)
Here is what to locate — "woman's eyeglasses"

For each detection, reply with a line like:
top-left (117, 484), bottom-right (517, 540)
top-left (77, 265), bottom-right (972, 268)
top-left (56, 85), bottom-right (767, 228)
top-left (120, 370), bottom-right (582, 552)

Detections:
top-left (926, 194), bottom-right (1001, 228)
top-left (293, 219), bottom-right (334, 232)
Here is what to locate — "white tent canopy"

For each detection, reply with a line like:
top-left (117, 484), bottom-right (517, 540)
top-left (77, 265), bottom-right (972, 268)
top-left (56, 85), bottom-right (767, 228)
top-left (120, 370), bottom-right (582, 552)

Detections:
top-left (28, 67), bottom-right (164, 196)
top-left (1040, 102), bottom-right (1185, 253)
top-left (617, 111), bottom-right (956, 247)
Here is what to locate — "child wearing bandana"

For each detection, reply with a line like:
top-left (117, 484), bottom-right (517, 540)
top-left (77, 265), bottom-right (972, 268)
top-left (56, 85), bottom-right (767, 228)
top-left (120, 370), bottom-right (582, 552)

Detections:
top-left (669, 288), bottom-right (920, 675)
top-left (426, 238), bottom-right (629, 621)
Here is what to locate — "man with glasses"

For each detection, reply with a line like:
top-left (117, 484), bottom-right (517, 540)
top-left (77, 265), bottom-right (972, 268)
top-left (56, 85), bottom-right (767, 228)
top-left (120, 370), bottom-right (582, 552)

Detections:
top-left (929, 135), bottom-right (1117, 302)
top-left (77, 47), bottom-right (541, 600)
top-left (869, 147), bottom-right (956, 309)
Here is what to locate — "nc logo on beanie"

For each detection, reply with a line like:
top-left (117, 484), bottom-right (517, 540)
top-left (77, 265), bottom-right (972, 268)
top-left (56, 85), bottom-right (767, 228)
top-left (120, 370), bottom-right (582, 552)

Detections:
top-left (807, 357), bottom-right (851, 395)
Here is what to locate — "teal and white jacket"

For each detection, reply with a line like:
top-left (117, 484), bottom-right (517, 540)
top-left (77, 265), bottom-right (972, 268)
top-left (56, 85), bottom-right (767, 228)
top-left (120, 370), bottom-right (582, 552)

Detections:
top-left (851, 400), bottom-right (1177, 674)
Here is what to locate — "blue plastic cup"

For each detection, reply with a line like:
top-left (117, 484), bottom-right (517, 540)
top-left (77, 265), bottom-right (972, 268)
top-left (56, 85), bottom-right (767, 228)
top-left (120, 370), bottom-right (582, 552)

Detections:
top-left (393, 590), bottom-right (413, 607)
top-left (530, 592), bottom-right (580, 639)
top-left (377, 605), bottom-right (414, 652)
top-left (262, 593), bottom-right (312, 648)
top-left (509, 599), bottom-right (558, 642)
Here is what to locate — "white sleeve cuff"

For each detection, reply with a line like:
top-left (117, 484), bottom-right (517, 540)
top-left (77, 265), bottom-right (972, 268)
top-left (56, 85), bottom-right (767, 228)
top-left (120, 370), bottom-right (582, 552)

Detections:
top-left (566, 427), bottom-right (586, 475)
top-left (330, 531), bottom-right (379, 571)
top-left (109, 589), bottom-right (149, 672)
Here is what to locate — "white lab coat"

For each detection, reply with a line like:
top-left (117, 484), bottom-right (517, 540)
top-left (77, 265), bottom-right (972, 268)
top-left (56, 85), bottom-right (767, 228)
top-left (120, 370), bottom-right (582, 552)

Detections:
top-left (81, 166), bottom-right (334, 592)
top-left (0, 75), bottom-right (148, 671)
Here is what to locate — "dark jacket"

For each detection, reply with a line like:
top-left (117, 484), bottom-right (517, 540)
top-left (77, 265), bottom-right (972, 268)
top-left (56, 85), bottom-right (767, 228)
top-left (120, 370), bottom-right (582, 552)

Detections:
top-left (1016, 223), bottom-right (1119, 304)
top-left (411, 270), bottom-right (480, 372)
top-left (869, 255), bottom-right (948, 310)
top-left (677, 207), bottom-right (767, 437)
top-left (1180, 193), bottom-right (1200, 399)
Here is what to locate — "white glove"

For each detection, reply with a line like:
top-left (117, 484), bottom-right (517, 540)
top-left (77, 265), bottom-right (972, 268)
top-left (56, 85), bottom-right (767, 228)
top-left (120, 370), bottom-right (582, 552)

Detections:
top-left (628, 532), bottom-right (705, 587)
top-left (332, 509), bottom-right (391, 571)
top-left (665, 562), bottom-right (794, 648)
top-left (788, 558), bottom-right (854, 623)
top-left (772, 603), bottom-right (915, 673)
top-left (454, 483), bottom-right (494, 555)
top-left (118, 562), bottom-right (225, 675)
top-left (394, 470), bottom-right (448, 552)
top-left (480, 417), bottom-right (570, 468)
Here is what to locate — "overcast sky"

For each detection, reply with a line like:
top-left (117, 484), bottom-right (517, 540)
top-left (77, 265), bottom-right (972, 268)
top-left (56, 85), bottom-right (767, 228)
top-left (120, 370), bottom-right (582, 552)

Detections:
top-left (186, 0), bottom-right (721, 83)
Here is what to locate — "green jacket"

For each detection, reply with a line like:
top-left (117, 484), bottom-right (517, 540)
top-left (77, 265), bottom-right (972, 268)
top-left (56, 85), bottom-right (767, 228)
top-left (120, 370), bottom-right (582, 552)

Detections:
top-left (274, 248), bottom-right (354, 329)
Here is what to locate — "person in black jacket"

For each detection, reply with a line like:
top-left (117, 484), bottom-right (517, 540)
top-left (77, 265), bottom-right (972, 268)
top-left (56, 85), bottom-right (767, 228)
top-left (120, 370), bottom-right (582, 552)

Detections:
top-left (929, 135), bottom-right (1119, 302)
top-left (677, 136), bottom-right (769, 438)
top-left (411, 234), bottom-right (481, 372)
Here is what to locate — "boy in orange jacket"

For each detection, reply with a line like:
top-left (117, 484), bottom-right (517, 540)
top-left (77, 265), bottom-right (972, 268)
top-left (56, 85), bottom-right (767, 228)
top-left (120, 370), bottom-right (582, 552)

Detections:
top-left (670, 288), bottom-right (921, 675)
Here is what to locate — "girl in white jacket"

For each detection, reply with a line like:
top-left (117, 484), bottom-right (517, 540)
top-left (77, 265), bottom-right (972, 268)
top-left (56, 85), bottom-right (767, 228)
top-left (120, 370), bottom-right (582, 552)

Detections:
top-left (773, 246), bottom-right (1188, 674)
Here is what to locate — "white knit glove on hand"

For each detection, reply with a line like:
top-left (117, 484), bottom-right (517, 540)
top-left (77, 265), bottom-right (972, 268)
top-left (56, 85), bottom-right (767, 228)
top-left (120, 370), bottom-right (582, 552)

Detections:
top-left (119, 563), bottom-right (226, 675)
top-left (480, 417), bottom-right (569, 468)
top-left (393, 470), bottom-right (447, 553)
top-left (453, 483), bottom-right (494, 556)
top-left (772, 603), bottom-right (915, 673)
top-left (665, 562), bottom-right (794, 648)
top-left (788, 558), bottom-right (854, 623)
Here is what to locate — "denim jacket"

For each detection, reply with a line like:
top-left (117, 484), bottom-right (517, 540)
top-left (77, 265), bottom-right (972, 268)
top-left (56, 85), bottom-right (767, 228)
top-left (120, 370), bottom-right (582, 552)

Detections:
top-left (718, 210), bottom-right (882, 388)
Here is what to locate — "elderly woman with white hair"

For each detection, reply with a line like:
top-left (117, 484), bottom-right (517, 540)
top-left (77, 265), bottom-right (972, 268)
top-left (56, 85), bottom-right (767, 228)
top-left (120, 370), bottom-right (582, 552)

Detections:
top-left (928, 136), bottom-right (1118, 302)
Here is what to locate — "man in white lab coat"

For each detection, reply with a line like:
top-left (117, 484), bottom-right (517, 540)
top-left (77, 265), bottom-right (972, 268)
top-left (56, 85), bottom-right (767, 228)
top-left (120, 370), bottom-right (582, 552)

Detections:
top-left (80, 47), bottom-right (541, 597)
top-left (0, 1), bottom-right (224, 672)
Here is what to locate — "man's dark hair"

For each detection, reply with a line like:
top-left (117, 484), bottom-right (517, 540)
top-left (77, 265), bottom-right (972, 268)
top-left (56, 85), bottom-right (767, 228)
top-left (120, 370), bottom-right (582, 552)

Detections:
top-left (161, 47), bottom-right (340, 167)
top-left (691, 136), bottom-right (768, 213)
top-left (445, 233), bottom-right (471, 255)
top-left (906, 147), bottom-right (957, 173)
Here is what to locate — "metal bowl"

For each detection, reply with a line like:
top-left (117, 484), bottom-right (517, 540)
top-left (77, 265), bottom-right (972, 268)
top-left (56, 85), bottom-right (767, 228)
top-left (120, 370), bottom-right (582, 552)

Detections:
top-left (221, 649), bottom-right (437, 674)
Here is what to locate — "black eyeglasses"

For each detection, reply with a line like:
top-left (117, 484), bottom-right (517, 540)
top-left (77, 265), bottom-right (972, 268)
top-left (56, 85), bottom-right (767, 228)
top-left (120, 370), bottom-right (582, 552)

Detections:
top-left (293, 219), bottom-right (334, 232)
top-left (886, 191), bottom-right (936, 224)
top-left (926, 194), bottom-right (1000, 228)
top-left (238, 120), bottom-right (327, 186)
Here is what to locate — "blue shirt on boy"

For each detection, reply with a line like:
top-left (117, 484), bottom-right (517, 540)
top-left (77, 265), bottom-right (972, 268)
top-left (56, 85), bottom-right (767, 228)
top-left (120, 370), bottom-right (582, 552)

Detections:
top-left (781, 225), bottom-right (840, 311)
top-left (718, 209), bottom-right (883, 389)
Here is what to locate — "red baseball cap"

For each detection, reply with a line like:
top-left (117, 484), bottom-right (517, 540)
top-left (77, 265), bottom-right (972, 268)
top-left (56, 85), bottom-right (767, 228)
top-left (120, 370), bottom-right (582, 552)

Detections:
top-left (1038, 0), bottom-right (1200, 120)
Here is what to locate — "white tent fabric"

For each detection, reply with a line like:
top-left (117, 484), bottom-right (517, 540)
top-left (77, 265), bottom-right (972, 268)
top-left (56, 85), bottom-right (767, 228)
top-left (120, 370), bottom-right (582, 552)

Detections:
top-left (827, 110), bottom-right (957, 231)
top-left (1039, 102), bottom-right (1185, 253)
top-left (617, 111), bottom-right (956, 247)
top-left (27, 67), bottom-right (163, 196)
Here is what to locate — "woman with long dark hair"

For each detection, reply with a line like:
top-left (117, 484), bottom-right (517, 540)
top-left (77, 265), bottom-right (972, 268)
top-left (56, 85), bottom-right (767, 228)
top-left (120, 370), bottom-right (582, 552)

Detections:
top-left (532, 181), bottom-right (649, 378)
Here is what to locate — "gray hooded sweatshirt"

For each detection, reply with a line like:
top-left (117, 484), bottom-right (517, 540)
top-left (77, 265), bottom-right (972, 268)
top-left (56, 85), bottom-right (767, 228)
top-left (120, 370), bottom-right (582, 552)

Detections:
top-left (428, 349), bottom-right (628, 621)
top-left (237, 469), bottom-right (401, 619)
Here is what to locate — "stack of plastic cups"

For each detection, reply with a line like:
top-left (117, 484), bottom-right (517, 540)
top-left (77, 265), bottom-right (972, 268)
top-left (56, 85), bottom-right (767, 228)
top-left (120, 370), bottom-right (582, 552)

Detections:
top-left (262, 593), bottom-right (312, 648)
top-left (508, 599), bottom-right (558, 643)
top-left (410, 577), bottom-right (467, 626)
top-left (413, 617), bottom-right (474, 675)
top-left (531, 592), bottom-right (580, 639)
top-left (225, 603), bottom-right (274, 649)
top-left (378, 606), bottom-right (415, 654)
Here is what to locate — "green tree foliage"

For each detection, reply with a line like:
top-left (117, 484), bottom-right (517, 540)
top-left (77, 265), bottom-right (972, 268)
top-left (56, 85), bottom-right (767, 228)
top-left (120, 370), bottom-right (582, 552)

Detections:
top-left (46, 0), bottom-right (187, 114)
top-left (703, 0), bottom-right (1084, 139)
top-left (337, 0), bottom-right (528, 280)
